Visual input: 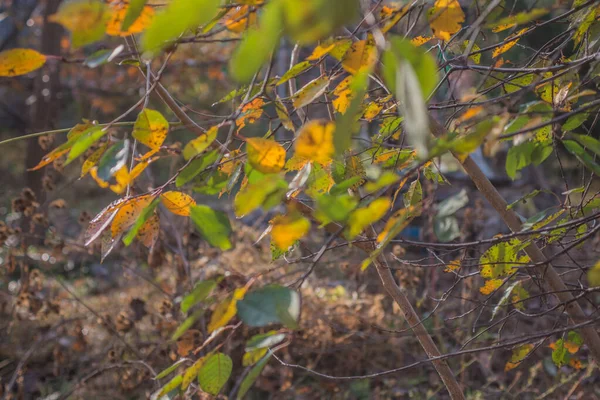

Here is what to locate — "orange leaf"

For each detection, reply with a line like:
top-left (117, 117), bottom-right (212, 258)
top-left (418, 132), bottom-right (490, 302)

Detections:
top-left (137, 213), bottom-right (159, 248)
top-left (223, 5), bottom-right (257, 33)
top-left (110, 195), bottom-right (154, 238)
top-left (492, 29), bottom-right (527, 58)
top-left (236, 99), bottom-right (264, 131)
top-left (106, 4), bottom-right (154, 36)
top-left (160, 191), bottom-right (196, 216)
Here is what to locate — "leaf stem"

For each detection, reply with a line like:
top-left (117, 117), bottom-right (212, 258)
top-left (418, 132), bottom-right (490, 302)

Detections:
top-left (0, 121), bottom-right (182, 147)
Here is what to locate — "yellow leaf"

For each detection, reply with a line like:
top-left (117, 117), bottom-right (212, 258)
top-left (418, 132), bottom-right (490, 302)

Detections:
top-left (160, 191), bottom-right (196, 216)
top-left (109, 165), bottom-right (130, 194)
top-left (133, 108), bottom-right (170, 150)
top-left (376, 206), bottom-right (415, 245)
top-left (294, 120), bottom-right (335, 165)
top-left (341, 35), bottom-right (377, 75)
top-left (270, 213), bottom-right (311, 250)
top-left (332, 76), bottom-right (354, 114)
top-left (444, 258), bottom-right (461, 272)
top-left (236, 98), bottom-right (264, 131)
top-left (246, 137), bottom-right (286, 174)
top-left (110, 194), bottom-right (154, 238)
top-left (207, 288), bottom-right (247, 333)
top-left (0, 49), bottom-right (46, 77)
top-left (89, 167), bottom-right (110, 188)
top-left (275, 98), bottom-right (294, 132)
top-left (428, 0), bottom-right (465, 41)
top-left (183, 126), bottom-right (218, 160)
top-left (411, 36), bottom-right (434, 46)
top-left (306, 41), bottom-right (337, 61)
top-left (292, 75), bottom-right (330, 110)
top-left (505, 344), bottom-right (534, 371)
top-left (588, 260), bottom-right (600, 287)
top-left (49, 0), bottom-right (110, 48)
top-left (492, 28), bottom-right (527, 58)
top-left (137, 213), bottom-right (159, 248)
top-left (346, 197), bottom-right (391, 239)
top-left (380, 4), bottom-right (409, 34)
top-left (492, 23), bottom-right (516, 33)
top-left (182, 356), bottom-right (206, 390)
top-left (223, 5), bottom-right (257, 33)
top-left (479, 279), bottom-right (503, 295)
top-left (106, 4), bottom-right (154, 36)
top-left (243, 348), bottom-right (268, 367)
top-left (81, 142), bottom-right (109, 177)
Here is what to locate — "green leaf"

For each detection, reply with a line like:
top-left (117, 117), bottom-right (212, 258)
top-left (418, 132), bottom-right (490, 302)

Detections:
top-left (403, 179), bottom-right (423, 209)
top-left (183, 126), bottom-right (218, 160)
top-left (277, 61), bottom-right (312, 85)
top-left (234, 174), bottom-right (287, 218)
top-left (563, 139), bottom-right (600, 176)
top-left (65, 126), bottom-right (107, 165)
top-left (176, 150), bottom-right (220, 187)
top-left (588, 261), bottom-right (600, 287)
top-left (245, 331), bottom-right (286, 351)
top-left (156, 374), bottom-right (183, 398)
top-left (506, 141), bottom-right (535, 180)
top-left (382, 35), bottom-right (439, 99)
top-left (552, 339), bottom-right (568, 367)
top-left (84, 45), bottom-right (124, 68)
top-left (434, 216), bottom-right (460, 242)
top-left (190, 205), bottom-right (232, 250)
top-left (198, 353), bottom-right (233, 396)
top-left (49, 0), bottom-right (110, 49)
top-left (562, 113), bottom-right (588, 131)
top-left (122, 0), bottom-right (147, 31)
top-left (96, 140), bottom-right (130, 181)
top-left (123, 199), bottom-right (159, 246)
top-left (142, 0), bottom-right (220, 53)
top-left (230, 1), bottom-right (283, 82)
top-left (155, 359), bottom-right (187, 380)
top-left (236, 285), bottom-right (301, 329)
top-left (236, 353), bottom-right (271, 400)
top-left (181, 280), bottom-right (218, 313)
top-left (315, 194), bottom-right (358, 224)
top-left (437, 189), bottom-right (468, 218)
top-left (572, 134), bottom-right (600, 158)
top-left (507, 190), bottom-right (541, 210)
top-left (382, 37), bottom-right (437, 157)
top-left (171, 308), bottom-right (203, 341)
